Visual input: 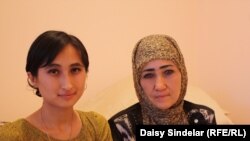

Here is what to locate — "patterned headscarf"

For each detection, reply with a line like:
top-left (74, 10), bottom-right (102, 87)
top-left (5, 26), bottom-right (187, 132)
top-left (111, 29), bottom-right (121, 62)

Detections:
top-left (132, 34), bottom-right (189, 124)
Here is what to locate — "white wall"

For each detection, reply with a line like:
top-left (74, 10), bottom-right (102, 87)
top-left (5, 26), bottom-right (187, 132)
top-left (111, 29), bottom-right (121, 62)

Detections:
top-left (0, 0), bottom-right (249, 124)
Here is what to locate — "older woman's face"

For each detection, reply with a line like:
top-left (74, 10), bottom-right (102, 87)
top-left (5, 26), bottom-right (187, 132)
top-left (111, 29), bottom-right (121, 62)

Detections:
top-left (140, 59), bottom-right (181, 110)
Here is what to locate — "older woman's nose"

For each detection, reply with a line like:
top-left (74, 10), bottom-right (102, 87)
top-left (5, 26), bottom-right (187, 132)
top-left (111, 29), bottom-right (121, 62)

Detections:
top-left (154, 76), bottom-right (167, 91)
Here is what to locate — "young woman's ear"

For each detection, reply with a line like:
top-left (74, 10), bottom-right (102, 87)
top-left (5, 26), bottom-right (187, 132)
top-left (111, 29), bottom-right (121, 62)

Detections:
top-left (27, 72), bottom-right (37, 88)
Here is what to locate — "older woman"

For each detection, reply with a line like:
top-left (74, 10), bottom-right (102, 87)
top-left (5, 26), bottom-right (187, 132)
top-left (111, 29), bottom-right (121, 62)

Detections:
top-left (108, 34), bottom-right (216, 140)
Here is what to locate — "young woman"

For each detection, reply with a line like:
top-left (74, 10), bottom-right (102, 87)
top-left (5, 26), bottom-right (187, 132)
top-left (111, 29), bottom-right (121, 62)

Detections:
top-left (0, 30), bottom-right (113, 141)
top-left (108, 34), bottom-right (216, 140)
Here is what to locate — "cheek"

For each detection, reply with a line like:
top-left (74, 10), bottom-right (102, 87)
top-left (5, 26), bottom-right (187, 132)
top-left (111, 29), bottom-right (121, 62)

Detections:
top-left (36, 81), bottom-right (56, 97)
top-left (169, 75), bottom-right (182, 96)
top-left (36, 70), bottom-right (56, 88)
top-left (140, 80), bottom-right (154, 96)
top-left (38, 77), bottom-right (56, 91)
top-left (75, 74), bottom-right (87, 88)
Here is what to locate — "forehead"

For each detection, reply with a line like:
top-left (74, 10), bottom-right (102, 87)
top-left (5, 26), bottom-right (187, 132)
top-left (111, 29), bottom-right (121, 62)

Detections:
top-left (51, 44), bottom-right (82, 64)
top-left (142, 59), bottom-right (176, 70)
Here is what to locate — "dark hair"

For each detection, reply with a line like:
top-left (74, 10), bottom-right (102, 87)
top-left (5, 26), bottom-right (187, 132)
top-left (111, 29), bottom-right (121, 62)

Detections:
top-left (26, 30), bottom-right (89, 97)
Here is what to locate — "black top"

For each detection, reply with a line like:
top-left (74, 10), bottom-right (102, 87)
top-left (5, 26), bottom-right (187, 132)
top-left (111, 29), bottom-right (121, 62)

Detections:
top-left (108, 100), bottom-right (216, 141)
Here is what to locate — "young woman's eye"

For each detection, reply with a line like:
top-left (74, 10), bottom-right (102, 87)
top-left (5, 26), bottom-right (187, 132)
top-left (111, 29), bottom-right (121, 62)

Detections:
top-left (48, 69), bottom-right (59, 75)
top-left (164, 70), bottom-right (174, 75)
top-left (142, 73), bottom-right (154, 79)
top-left (71, 67), bottom-right (82, 74)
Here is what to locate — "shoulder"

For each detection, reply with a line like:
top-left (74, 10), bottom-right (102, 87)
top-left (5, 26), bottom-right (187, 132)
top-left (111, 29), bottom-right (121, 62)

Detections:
top-left (108, 103), bottom-right (141, 123)
top-left (0, 119), bottom-right (26, 140)
top-left (76, 110), bottom-right (113, 140)
top-left (77, 110), bottom-right (108, 127)
top-left (183, 100), bottom-right (217, 124)
top-left (108, 103), bottom-right (140, 141)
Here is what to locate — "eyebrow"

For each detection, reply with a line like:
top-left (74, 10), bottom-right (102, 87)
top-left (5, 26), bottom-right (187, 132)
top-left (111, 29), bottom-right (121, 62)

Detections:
top-left (70, 63), bottom-right (84, 67)
top-left (142, 64), bottom-right (173, 72)
top-left (45, 63), bottom-right (84, 68)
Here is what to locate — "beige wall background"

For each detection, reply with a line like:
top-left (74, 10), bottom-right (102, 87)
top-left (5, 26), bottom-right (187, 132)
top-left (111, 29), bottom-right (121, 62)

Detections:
top-left (0, 0), bottom-right (249, 124)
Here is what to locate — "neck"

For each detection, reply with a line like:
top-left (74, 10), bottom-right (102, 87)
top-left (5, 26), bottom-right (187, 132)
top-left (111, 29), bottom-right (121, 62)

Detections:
top-left (141, 100), bottom-right (188, 125)
top-left (41, 103), bottom-right (74, 124)
top-left (40, 105), bottom-right (74, 140)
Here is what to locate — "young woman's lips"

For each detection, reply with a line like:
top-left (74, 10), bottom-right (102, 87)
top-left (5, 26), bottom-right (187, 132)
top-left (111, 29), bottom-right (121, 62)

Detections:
top-left (58, 93), bottom-right (76, 99)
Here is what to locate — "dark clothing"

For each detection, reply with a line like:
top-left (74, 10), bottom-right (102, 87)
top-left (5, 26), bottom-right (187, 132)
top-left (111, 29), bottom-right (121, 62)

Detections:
top-left (108, 100), bottom-right (216, 141)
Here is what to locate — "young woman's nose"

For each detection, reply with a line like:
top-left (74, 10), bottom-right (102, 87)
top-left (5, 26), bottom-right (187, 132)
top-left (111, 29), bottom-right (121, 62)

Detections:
top-left (154, 75), bottom-right (167, 91)
top-left (60, 73), bottom-right (73, 90)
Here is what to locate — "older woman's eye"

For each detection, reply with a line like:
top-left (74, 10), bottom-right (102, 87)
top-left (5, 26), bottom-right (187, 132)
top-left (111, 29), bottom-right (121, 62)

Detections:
top-left (164, 70), bottom-right (174, 75)
top-left (142, 73), bottom-right (154, 79)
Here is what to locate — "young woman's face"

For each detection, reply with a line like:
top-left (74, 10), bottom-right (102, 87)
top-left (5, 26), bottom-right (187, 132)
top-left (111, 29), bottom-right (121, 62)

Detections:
top-left (140, 59), bottom-right (181, 110)
top-left (28, 44), bottom-right (87, 108)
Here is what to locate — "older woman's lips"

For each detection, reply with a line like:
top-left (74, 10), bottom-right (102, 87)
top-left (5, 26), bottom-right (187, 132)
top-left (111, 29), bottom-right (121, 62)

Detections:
top-left (155, 93), bottom-right (170, 98)
top-left (154, 94), bottom-right (171, 101)
top-left (155, 95), bottom-right (167, 98)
